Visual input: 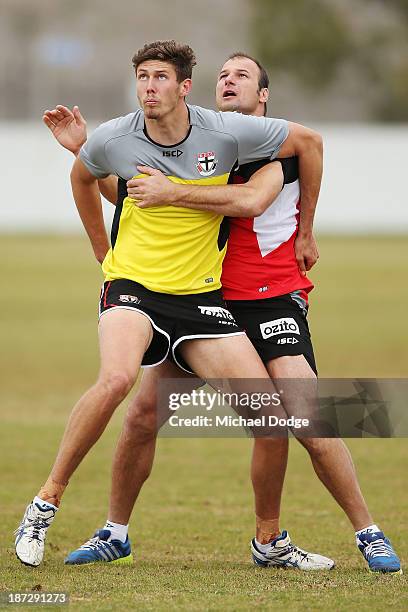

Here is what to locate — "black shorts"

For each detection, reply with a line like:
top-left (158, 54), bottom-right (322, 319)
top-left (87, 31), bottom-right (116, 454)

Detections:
top-left (99, 279), bottom-right (244, 373)
top-left (226, 293), bottom-right (317, 375)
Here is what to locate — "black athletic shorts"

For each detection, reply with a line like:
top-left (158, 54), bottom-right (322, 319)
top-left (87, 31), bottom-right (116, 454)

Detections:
top-left (226, 292), bottom-right (317, 375)
top-left (99, 279), bottom-right (244, 373)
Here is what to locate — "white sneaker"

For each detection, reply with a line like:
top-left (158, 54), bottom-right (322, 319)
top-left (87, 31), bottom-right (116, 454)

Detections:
top-left (251, 530), bottom-right (335, 570)
top-left (15, 500), bottom-right (57, 567)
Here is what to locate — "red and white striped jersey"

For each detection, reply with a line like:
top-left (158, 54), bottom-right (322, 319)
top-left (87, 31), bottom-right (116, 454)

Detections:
top-left (221, 157), bottom-right (314, 301)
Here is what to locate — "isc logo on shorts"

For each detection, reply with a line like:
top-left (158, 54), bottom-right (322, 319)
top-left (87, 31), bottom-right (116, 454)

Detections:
top-left (260, 317), bottom-right (300, 339)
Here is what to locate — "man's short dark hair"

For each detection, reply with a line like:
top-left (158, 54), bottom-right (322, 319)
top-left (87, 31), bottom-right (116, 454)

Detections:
top-left (132, 40), bottom-right (196, 82)
top-left (227, 52), bottom-right (269, 115)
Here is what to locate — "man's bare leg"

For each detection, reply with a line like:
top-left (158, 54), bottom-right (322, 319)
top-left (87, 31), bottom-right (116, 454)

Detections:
top-left (15, 309), bottom-right (152, 566)
top-left (180, 334), bottom-right (286, 542)
top-left (251, 437), bottom-right (288, 543)
top-left (263, 355), bottom-right (403, 574)
top-left (38, 309), bottom-right (153, 505)
top-left (108, 361), bottom-right (195, 525)
top-left (180, 335), bottom-right (335, 569)
top-left (266, 354), bottom-right (373, 531)
top-left (102, 335), bottom-right (268, 530)
top-left (180, 334), bottom-right (269, 379)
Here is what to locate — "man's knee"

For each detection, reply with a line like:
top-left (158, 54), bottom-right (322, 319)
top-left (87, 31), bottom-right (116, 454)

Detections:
top-left (124, 394), bottom-right (158, 439)
top-left (297, 436), bottom-right (330, 457)
top-left (98, 371), bottom-right (136, 402)
top-left (254, 437), bottom-right (288, 452)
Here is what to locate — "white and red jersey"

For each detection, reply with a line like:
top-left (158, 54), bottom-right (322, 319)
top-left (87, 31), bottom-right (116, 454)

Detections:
top-left (221, 157), bottom-right (314, 301)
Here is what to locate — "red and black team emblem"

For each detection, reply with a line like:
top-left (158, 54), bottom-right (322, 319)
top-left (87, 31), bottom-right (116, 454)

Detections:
top-left (196, 151), bottom-right (218, 177)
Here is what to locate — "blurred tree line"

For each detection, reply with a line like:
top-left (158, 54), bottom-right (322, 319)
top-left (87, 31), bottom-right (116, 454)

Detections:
top-left (1, 0), bottom-right (407, 121)
top-left (251, 0), bottom-right (408, 121)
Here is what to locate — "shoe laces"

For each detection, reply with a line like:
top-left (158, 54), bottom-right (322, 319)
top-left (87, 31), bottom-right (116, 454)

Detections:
top-left (364, 538), bottom-right (393, 559)
top-left (14, 515), bottom-right (51, 543)
top-left (265, 540), bottom-right (309, 564)
top-left (281, 543), bottom-right (309, 563)
top-left (80, 535), bottom-right (109, 551)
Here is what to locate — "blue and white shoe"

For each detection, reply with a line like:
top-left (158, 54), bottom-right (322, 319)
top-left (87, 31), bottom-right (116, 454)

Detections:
top-left (64, 529), bottom-right (133, 565)
top-left (357, 530), bottom-right (402, 574)
top-left (251, 530), bottom-right (335, 570)
top-left (15, 500), bottom-right (57, 567)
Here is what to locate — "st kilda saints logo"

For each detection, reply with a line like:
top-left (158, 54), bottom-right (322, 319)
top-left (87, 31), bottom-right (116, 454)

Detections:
top-left (195, 151), bottom-right (218, 177)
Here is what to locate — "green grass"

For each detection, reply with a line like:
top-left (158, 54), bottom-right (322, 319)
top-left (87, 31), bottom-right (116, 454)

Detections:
top-left (0, 235), bottom-right (407, 611)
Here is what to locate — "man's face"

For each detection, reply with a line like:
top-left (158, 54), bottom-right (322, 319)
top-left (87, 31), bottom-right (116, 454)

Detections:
top-left (136, 60), bottom-right (189, 120)
top-left (216, 57), bottom-right (266, 115)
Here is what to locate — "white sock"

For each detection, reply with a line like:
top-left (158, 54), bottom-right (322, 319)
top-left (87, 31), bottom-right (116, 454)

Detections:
top-left (255, 536), bottom-right (279, 553)
top-left (355, 524), bottom-right (380, 538)
top-left (33, 495), bottom-right (58, 511)
top-left (104, 520), bottom-right (128, 543)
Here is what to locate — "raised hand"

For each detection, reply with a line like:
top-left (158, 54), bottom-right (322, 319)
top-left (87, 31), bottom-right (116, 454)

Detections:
top-left (43, 105), bottom-right (87, 156)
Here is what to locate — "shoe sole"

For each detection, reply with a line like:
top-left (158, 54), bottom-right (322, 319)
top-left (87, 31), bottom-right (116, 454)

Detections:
top-left (65, 553), bottom-right (133, 566)
top-left (252, 554), bottom-right (335, 570)
top-left (255, 564), bottom-right (336, 571)
top-left (368, 567), bottom-right (403, 575)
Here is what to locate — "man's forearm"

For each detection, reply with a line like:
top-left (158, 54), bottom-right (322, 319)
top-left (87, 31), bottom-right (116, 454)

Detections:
top-left (297, 133), bottom-right (323, 235)
top-left (169, 183), bottom-right (262, 216)
top-left (279, 123), bottom-right (323, 234)
top-left (146, 163), bottom-right (283, 217)
top-left (71, 164), bottom-right (110, 263)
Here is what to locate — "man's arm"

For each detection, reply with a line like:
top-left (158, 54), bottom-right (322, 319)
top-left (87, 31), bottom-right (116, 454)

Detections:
top-left (70, 157), bottom-right (110, 263)
top-left (277, 121), bottom-right (322, 273)
top-left (96, 176), bottom-right (118, 205)
top-left (43, 105), bottom-right (118, 205)
top-left (127, 162), bottom-right (284, 218)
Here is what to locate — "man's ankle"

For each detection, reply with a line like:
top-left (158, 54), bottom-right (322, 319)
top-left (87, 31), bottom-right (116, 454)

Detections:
top-left (37, 476), bottom-right (68, 508)
top-left (256, 515), bottom-right (280, 544)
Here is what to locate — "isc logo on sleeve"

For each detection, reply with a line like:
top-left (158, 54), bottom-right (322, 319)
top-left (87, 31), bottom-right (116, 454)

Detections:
top-left (260, 317), bottom-right (300, 339)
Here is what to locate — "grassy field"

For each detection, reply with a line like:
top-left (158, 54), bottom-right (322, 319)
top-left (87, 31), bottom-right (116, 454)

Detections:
top-left (0, 235), bottom-right (407, 611)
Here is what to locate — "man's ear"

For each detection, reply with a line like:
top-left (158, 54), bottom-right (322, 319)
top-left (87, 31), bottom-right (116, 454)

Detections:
top-left (259, 87), bottom-right (269, 104)
top-left (180, 78), bottom-right (192, 98)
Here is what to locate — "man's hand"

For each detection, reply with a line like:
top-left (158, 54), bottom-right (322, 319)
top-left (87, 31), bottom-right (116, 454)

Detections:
top-left (43, 105), bottom-right (87, 156)
top-left (294, 232), bottom-right (319, 275)
top-left (127, 166), bottom-right (176, 207)
top-left (94, 247), bottom-right (109, 264)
